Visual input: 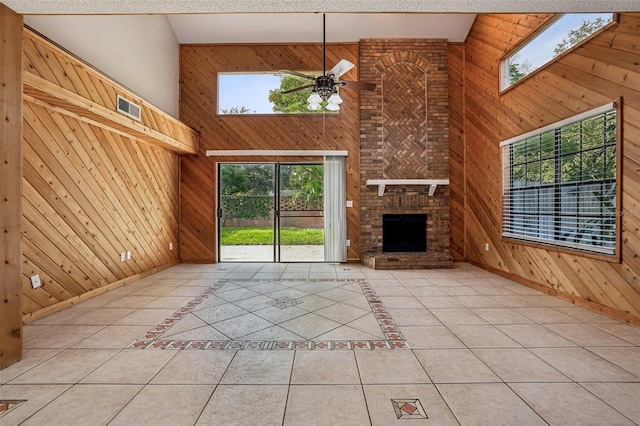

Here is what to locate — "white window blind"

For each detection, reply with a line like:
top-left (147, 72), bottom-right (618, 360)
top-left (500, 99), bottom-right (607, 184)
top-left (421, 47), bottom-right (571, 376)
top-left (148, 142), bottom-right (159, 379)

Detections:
top-left (323, 156), bottom-right (347, 262)
top-left (501, 105), bottom-right (617, 255)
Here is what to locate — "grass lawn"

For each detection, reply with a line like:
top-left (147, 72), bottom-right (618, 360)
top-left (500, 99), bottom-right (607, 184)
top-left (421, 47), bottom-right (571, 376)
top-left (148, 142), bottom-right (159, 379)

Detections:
top-left (221, 227), bottom-right (324, 245)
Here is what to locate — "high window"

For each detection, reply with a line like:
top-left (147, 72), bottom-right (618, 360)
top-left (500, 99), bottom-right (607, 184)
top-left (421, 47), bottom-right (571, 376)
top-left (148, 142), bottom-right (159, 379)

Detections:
top-left (501, 104), bottom-right (619, 256)
top-left (501, 13), bottom-right (614, 90)
top-left (217, 73), bottom-right (337, 115)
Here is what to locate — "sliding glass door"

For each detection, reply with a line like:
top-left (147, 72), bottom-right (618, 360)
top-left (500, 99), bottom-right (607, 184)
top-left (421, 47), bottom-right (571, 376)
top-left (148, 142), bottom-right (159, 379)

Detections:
top-left (278, 164), bottom-right (325, 262)
top-left (218, 164), bottom-right (276, 262)
top-left (218, 163), bottom-right (324, 262)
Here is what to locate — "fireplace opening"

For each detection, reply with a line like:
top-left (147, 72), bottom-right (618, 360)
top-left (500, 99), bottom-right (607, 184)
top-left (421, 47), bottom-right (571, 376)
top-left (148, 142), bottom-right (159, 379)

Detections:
top-left (382, 214), bottom-right (427, 253)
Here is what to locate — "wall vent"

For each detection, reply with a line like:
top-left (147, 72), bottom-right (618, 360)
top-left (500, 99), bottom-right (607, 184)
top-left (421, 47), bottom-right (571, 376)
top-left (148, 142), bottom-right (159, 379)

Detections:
top-left (116, 94), bottom-right (142, 121)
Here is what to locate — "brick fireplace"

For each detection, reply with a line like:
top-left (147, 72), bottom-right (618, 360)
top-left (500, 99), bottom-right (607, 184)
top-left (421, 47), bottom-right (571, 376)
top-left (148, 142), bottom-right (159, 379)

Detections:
top-left (359, 39), bottom-right (453, 269)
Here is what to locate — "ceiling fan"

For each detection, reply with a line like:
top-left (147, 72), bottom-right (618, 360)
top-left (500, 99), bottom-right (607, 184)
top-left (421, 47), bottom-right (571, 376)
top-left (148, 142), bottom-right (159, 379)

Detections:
top-left (278, 13), bottom-right (376, 111)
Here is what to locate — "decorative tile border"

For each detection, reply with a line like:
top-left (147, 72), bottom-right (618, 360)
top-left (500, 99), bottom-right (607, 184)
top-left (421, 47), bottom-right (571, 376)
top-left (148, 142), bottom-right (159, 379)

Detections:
top-left (132, 278), bottom-right (408, 350)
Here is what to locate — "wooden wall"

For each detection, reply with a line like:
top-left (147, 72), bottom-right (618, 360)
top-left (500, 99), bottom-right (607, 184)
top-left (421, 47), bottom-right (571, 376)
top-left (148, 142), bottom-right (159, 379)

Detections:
top-left (179, 43), bottom-right (362, 261)
top-left (1, 3), bottom-right (24, 369)
top-left (448, 43), bottom-right (466, 261)
top-left (20, 29), bottom-right (195, 320)
top-left (455, 13), bottom-right (640, 323)
top-left (22, 30), bottom-right (197, 153)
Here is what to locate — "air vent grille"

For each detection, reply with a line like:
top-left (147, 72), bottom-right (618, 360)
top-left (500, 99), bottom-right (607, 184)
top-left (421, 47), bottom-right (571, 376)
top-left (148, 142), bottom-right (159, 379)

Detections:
top-left (116, 94), bottom-right (142, 121)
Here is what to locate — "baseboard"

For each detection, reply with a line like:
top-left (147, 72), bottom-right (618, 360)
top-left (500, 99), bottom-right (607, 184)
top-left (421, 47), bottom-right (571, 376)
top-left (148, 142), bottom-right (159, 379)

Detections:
top-left (23, 261), bottom-right (179, 324)
top-left (467, 260), bottom-right (640, 326)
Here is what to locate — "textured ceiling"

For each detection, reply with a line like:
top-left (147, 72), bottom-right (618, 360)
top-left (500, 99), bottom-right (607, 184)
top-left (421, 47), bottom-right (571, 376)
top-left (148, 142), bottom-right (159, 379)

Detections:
top-left (167, 14), bottom-right (476, 43)
top-left (6, 0), bottom-right (633, 44)
top-left (3, 0), bottom-right (635, 14)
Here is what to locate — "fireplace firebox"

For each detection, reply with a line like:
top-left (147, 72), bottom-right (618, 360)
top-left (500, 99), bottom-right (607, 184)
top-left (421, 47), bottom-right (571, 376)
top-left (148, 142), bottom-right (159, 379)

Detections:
top-left (382, 214), bottom-right (427, 253)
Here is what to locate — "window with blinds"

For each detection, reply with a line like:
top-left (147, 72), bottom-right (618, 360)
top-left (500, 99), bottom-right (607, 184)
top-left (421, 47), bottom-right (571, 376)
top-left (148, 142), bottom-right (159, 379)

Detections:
top-left (501, 104), bottom-right (618, 256)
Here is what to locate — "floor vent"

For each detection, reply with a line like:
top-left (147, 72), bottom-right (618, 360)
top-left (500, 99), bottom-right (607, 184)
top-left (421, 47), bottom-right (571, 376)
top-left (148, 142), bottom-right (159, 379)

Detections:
top-left (116, 94), bottom-right (142, 121)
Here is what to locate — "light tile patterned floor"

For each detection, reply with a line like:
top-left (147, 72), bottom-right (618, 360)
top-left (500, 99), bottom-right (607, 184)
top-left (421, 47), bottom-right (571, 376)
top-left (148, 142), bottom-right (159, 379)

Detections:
top-left (130, 277), bottom-right (406, 350)
top-left (1, 262), bottom-right (639, 425)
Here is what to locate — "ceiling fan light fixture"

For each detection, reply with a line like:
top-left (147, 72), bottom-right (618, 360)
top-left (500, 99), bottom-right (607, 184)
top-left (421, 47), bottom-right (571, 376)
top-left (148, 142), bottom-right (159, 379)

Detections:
top-left (307, 102), bottom-right (322, 111)
top-left (328, 92), bottom-right (342, 105)
top-left (307, 92), bottom-right (322, 104)
top-left (326, 102), bottom-right (340, 111)
top-left (317, 87), bottom-right (333, 100)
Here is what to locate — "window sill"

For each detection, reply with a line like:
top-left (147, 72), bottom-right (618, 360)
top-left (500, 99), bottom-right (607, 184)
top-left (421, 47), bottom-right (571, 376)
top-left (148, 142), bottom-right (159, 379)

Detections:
top-left (501, 236), bottom-right (621, 264)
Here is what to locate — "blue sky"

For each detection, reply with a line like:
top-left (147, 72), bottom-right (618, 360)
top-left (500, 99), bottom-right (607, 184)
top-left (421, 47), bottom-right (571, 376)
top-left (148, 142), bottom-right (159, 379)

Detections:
top-left (218, 73), bottom-right (283, 113)
top-left (513, 13), bottom-right (612, 70)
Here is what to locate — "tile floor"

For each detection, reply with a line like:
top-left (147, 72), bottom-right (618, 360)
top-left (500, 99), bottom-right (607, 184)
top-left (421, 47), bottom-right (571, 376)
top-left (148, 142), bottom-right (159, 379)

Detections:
top-left (1, 262), bottom-right (639, 425)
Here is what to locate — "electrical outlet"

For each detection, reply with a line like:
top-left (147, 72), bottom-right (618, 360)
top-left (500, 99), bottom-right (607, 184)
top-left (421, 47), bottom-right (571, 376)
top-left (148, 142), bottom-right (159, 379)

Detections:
top-left (30, 274), bottom-right (42, 289)
top-left (346, 239), bottom-right (351, 247)
top-left (127, 251), bottom-right (132, 260)
top-left (169, 242), bottom-right (173, 251)
top-left (485, 243), bottom-right (490, 251)
top-left (120, 252), bottom-right (126, 262)
top-left (346, 200), bottom-right (353, 208)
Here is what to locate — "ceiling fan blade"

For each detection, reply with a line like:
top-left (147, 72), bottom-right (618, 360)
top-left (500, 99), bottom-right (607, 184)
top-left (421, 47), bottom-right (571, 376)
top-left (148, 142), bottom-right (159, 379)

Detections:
top-left (281, 83), bottom-right (316, 94)
top-left (328, 59), bottom-right (355, 78)
top-left (338, 80), bottom-right (376, 91)
top-left (278, 69), bottom-right (315, 81)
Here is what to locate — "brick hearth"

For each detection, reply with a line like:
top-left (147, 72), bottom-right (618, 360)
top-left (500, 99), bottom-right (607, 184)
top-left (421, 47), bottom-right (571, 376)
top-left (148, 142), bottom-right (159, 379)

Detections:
top-left (359, 39), bottom-right (452, 269)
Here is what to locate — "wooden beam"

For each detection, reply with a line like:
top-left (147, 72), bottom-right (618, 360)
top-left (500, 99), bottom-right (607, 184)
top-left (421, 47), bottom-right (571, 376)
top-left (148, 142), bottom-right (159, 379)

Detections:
top-left (0, 3), bottom-right (23, 370)
top-left (23, 72), bottom-right (198, 155)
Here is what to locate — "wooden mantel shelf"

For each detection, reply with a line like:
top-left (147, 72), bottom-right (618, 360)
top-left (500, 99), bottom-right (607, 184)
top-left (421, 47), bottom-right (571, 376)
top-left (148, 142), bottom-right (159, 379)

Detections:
top-left (366, 179), bottom-right (449, 196)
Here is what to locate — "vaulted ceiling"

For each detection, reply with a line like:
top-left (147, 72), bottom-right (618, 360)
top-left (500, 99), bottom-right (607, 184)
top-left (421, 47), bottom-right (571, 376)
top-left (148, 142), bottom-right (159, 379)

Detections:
top-left (166, 14), bottom-right (475, 44)
top-left (4, 0), bottom-right (633, 44)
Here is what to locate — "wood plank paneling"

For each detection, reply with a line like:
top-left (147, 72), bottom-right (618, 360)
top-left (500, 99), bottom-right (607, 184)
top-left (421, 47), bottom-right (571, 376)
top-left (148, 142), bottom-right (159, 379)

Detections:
top-left (179, 43), bottom-right (361, 261)
top-left (20, 30), bottom-right (183, 319)
top-left (23, 73), bottom-right (198, 154)
top-left (448, 43), bottom-right (465, 261)
top-left (0, 4), bottom-right (23, 370)
top-left (22, 29), bottom-right (199, 154)
top-left (457, 13), bottom-right (640, 323)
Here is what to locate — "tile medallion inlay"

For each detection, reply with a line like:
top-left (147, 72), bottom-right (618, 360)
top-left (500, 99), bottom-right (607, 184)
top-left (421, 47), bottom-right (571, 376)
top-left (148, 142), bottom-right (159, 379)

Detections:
top-left (266, 296), bottom-right (303, 309)
top-left (391, 399), bottom-right (428, 419)
top-left (132, 279), bottom-right (408, 350)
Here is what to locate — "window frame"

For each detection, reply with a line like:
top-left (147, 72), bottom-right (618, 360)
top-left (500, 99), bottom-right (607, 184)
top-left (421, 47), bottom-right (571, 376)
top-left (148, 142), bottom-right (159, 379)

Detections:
top-left (500, 102), bottom-right (622, 263)
top-left (499, 13), bottom-right (618, 93)
top-left (216, 71), bottom-right (340, 116)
